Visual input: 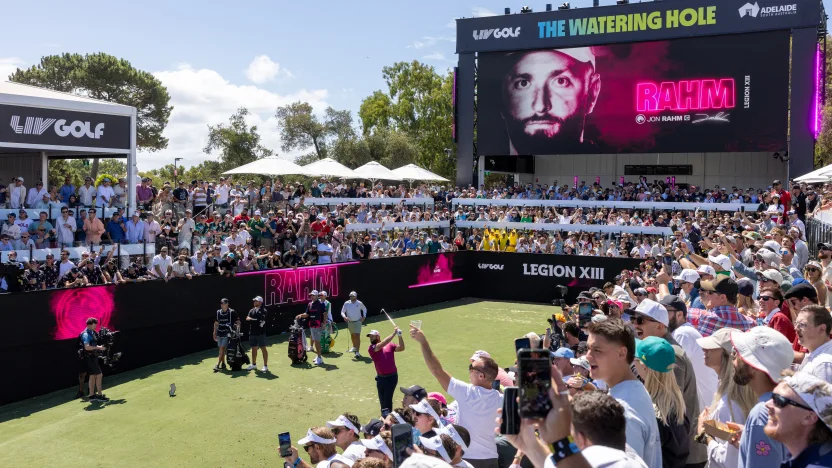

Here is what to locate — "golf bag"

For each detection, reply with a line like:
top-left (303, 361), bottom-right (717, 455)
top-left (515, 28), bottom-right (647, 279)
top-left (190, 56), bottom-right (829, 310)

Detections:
top-left (288, 320), bottom-right (308, 364)
top-left (226, 329), bottom-right (250, 371)
top-left (320, 323), bottom-right (338, 354)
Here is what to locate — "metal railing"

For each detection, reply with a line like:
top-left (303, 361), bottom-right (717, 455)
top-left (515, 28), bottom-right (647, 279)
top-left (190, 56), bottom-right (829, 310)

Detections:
top-left (806, 216), bottom-right (832, 258)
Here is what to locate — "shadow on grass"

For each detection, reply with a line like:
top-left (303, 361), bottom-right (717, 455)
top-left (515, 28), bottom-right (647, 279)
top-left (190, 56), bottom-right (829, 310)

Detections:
top-left (255, 372), bottom-right (279, 380)
top-left (353, 356), bottom-right (373, 364)
top-left (83, 398), bottom-right (127, 411)
top-left (320, 363), bottom-right (339, 371)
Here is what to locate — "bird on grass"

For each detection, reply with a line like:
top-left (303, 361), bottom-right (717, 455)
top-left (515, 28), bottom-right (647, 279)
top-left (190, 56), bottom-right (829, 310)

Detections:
top-left (169, 383), bottom-right (176, 397)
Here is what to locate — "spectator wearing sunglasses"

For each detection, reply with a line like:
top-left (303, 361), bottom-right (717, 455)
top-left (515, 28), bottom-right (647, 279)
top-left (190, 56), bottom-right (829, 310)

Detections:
top-left (729, 327), bottom-right (793, 468)
top-left (764, 372), bottom-right (832, 467)
top-left (779, 246), bottom-right (803, 281)
top-left (758, 287), bottom-right (795, 343)
top-left (696, 276), bottom-right (753, 337)
top-left (326, 414), bottom-right (366, 462)
top-left (56, 208), bottom-right (76, 247)
top-left (285, 427), bottom-right (340, 468)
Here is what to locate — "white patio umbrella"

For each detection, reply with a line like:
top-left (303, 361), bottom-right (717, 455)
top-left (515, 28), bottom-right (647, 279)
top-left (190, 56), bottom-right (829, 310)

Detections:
top-left (353, 161), bottom-right (403, 185)
top-left (222, 156), bottom-right (310, 176)
top-left (391, 164), bottom-right (450, 183)
top-left (301, 157), bottom-right (359, 179)
top-left (795, 162), bottom-right (832, 182)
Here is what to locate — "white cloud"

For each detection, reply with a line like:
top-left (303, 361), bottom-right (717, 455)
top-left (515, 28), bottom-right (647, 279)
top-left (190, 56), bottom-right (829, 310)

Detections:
top-left (471, 7), bottom-right (498, 17)
top-left (137, 64), bottom-right (328, 171)
top-left (422, 53), bottom-right (450, 62)
top-left (408, 35), bottom-right (455, 49)
top-left (244, 55), bottom-right (292, 84)
top-left (0, 57), bottom-right (26, 81)
top-left (446, 20), bottom-right (456, 29)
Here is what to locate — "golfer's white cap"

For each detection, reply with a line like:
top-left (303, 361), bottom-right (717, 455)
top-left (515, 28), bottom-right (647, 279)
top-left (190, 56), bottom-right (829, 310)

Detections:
top-left (349, 291), bottom-right (357, 297)
top-left (557, 47), bottom-right (596, 69)
top-left (298, 428), bottom-right (336, 445)
top-left (310, 290), bottom-right (319, 296)
top-left (366, 330), bottom-right (380, 337)
top-left (252, 296), bottom-right (263, 302)
top-left (361, 435), bottom-right (393, 461)
top-left (326, 414), bottom-right (359, 434)
top-left (418, 435), bottom-right (452, 463)
top-left (320, 291), bottom-right (327, 296)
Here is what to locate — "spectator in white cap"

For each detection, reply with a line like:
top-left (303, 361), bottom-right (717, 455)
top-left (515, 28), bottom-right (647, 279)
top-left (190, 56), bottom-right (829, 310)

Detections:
top-left (421, 426), bottom-right (475, 468)
top-left (9, 177), bottom-right (25, 209)
top-left (632, 298), bottom-right (705, 467)
top-left (764, 372), bottom-right (832, 466)
top-left (497, 48), bottom-right (601, 156)
top-left (341, 291), bottom-right (368, 357)
top-left (730, 327), bottom-right (794, 468)
top-left (409, 325), bottom-right (502, 468)
top-left (671, 268), bottom-right (701, 309)
top-left (697, 265), bottom-right (716, 282)
top-left (244, 295), bottom-right (268, 372)
top-left (410, 397), bottom-right (445, 438)
top-left (326, 413), bottom-right (366, 462)
top-left (360, 433), bottom-right (393, 467)
top-left (285, 427), bottom-right (339, 468)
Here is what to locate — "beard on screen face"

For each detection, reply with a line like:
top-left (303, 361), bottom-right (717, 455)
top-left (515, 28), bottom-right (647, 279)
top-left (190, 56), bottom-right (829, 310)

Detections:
top-left (502, 107), bottom-right (589, 155)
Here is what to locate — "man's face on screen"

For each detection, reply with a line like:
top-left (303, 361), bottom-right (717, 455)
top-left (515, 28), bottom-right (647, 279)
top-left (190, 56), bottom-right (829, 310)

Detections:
top-left (502, 50), bottom-right (598, 153)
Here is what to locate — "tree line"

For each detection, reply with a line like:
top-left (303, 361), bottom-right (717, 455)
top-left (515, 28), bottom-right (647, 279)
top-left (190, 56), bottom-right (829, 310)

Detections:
top-left (8, 53), bottom-right (456, 186)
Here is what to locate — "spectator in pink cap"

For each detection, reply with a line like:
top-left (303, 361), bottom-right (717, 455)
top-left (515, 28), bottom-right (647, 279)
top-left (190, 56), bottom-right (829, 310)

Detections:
top-left (428, 391), bottom-right (457, 426)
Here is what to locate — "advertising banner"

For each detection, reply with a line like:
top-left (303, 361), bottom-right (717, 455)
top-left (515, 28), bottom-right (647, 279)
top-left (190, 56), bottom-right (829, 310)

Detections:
top-left (0, 103), bottom-right (131, 150)
top-left (456, 0), bottom-right (820, 53)
top-left (469, 252), bottom-right (641, 303)
top-left (477, 30), bottom-right (790, 156)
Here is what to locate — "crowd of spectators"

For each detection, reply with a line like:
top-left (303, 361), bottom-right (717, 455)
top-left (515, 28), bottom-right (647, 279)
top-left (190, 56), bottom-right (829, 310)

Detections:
top-left (2, 173), bottom-right (832, 293)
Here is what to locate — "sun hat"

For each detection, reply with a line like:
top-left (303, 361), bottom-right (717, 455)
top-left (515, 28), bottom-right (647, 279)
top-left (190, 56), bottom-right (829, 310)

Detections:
top-left (730, 327), bottom-right (794, 383)
top-left (634, 298), bottom-right (669, 326)
top-left (298, 428), bottom-right (336, 445)
top-left (326, 414), bottom-right (360, 434)
top-left (361, 435), bottom-right (393, 461)
top-left (783, 372), bottom-right (832, 430)
top-left (696, 327), bottom-right (737, 353)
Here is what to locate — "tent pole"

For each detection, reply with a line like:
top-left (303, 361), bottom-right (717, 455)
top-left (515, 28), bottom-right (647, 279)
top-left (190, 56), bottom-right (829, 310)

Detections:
top-left (128, 109), bottom-right (138, 213)
top-left (41, 151), bottom-right (48, 187)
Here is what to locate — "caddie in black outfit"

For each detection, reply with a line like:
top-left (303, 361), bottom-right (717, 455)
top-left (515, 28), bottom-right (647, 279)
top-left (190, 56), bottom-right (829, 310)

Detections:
top-left (213, 298), bottom-right (240, 372)
top-left (245, 295), bottom-right (269, 372)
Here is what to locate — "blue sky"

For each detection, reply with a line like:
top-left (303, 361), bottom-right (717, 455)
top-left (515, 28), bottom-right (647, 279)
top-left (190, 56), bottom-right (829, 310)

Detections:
top-left (1, 0), bottom-right (830, 170)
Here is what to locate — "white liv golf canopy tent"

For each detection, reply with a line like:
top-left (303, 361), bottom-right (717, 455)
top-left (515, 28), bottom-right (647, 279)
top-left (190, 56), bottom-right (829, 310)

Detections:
top-left (353, 161), bottom-right (402, 183)
top-left (302, 157), bottom-right (359, 179)
top-left (795, 162), bottom-right (832, 183)
top-left (223, 156), bottom-right (309, 176)
top-left (0, 81), bottom-right (138, 211)
top-left (392, 163), bottom-right (449, 183)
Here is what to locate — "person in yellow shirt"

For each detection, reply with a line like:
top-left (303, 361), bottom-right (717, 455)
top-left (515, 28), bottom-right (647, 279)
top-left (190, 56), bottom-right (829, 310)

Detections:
top-left (506, 229), bottom-right (518, 252)
top-left (498, 229), bottom-right (510, 251)
top-left (480, 227), bottom-right (492, 251)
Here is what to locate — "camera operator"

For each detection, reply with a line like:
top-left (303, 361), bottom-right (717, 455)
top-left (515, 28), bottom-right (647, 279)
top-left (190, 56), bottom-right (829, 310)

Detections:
top-left (79, 317), bottom-right (109, 401)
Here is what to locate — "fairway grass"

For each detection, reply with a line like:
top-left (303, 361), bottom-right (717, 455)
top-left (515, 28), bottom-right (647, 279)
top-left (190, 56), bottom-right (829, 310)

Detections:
top-left (0, 299), bottom-right (553, 468)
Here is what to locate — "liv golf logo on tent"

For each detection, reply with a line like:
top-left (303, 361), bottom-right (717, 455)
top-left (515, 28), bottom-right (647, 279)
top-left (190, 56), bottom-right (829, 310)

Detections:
top-left (10, 115), bottom-right (105, 140)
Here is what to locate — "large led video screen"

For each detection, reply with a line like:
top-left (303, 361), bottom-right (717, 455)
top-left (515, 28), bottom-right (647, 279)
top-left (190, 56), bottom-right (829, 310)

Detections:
top-left (476, 30), bottom-right (790, 156)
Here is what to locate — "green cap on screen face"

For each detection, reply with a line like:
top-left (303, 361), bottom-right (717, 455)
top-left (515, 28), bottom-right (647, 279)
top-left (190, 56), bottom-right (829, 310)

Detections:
top-left (635, 336), bottom-right (675, 373)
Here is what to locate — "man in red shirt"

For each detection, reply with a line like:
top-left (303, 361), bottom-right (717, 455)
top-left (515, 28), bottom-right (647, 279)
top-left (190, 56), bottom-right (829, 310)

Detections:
top-left (773, 179), bottom-right (791, 223)
top-left (367, 328), bottom-right (405, 413)
top-left (233, 208), bottom-right (250, 225)
top-left (759, 286), bottom-right (796, 343)
top-left (310, 214), bottom-right (332, 244)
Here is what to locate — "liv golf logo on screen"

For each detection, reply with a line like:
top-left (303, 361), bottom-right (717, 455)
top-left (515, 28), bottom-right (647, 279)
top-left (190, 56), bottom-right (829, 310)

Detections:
top-left (10, 115), bottom-right (105, 140)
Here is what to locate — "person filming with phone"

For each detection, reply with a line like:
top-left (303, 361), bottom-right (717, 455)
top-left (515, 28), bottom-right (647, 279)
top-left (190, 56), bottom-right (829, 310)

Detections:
top-left (410, 325), bottom-right (502, 468)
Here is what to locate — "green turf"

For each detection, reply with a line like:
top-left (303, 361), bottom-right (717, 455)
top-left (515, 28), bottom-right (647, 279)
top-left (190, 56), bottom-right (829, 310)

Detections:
top-left (0, 299), bottom-right (552, 468)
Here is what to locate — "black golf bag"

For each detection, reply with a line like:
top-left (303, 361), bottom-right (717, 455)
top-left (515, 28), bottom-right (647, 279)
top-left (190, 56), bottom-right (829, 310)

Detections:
top-left (226, 329), bottom-right (250, 371)
top-left (288, 320), bottom-right (307, 365)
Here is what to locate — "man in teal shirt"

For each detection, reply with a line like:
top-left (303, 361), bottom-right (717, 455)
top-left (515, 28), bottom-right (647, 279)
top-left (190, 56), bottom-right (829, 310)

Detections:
top-left (426, 233), bottom-right (441, 254)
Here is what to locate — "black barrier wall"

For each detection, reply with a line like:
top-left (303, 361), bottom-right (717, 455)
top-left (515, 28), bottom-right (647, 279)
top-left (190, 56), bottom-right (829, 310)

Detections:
top-left (4, 251), bottom-right (638, 405)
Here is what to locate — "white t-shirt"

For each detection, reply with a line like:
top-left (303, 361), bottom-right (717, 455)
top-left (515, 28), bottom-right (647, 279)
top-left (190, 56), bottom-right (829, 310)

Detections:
top-left (151, 254), bottom-right (173, 278)
top-left (341, 442), bottom-right (366, 462)
top-left (608, 380), bottom-right (661, 468)
top-left (447, 378), bottom-right (502, 460)
top-left (544, 445), bottom-right (647, 468)
top-left (171, 261), bottom-right (190, 277)
top-left (96, 185), bottom-right (115, 207)
top-left (215, 185), bottom-right (230, 205)
top-left (672, 323), bottom-right (718, 411)
top-left (317, 243), bottom-right (332, 264)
